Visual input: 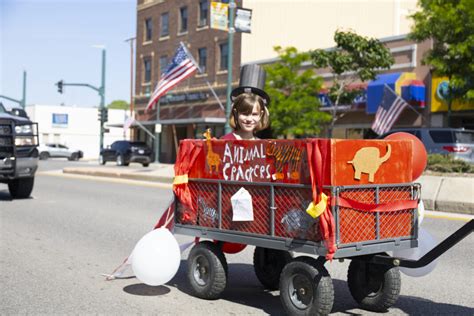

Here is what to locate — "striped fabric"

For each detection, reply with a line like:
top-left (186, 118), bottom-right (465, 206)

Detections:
top-left (372, 85), bottom-right (409, 135)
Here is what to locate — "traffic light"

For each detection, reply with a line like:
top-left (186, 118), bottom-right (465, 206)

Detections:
top-left (57, 80), bottom-right (64, 94)
top-left (98, 108), bottom-right (103, 121)
top-left (103, 109), bottom-right (108, 122)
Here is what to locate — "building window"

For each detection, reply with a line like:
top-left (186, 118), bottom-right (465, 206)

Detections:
top-left (144, 58), bottom-right (152, 83)
top-left (161, 12), bottom-right (169, 37)
top-left (198, 48), bottom-right (207, 73)
top-left (144, 18), bottom-right (152, 41)
top-left (159, 55), bottom-right (168, 77)
top-left (219, 43), bottom-right (228, 70)
top-left (198, 0), bottom-right (208, 27)
top-left (179, 6), bottom-right (188, 33)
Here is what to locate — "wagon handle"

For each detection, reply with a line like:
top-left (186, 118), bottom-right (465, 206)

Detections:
top-left (371, 219), bottom-right (473, 268)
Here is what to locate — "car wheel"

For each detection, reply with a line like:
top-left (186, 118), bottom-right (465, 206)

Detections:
top-left (68, 153), bottom-right (79, 161)
top-left (142, 163), bottom-right (149, 167)
top-left (39, 152), bottom-right (49, 160)
top-left (99, 155), bottom-right (106, 165)
top-left (8, 177), bottom-right (35, 199)
top-left (116, 154), bottom-right (124, 166)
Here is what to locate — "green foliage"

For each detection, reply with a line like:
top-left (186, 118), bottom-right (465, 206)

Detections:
top-left (310, 31), bottom-right (394, 136)
top-left (409, 0), bottom-right (474, 100)
top-left (427, 154), bottom-right (474, 173)
top-left (265, 46), bottom-right (331, 138)
top-left (107, 100), bottom-right (129, 110)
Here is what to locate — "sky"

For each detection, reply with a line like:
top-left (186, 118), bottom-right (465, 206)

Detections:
top-left (1, 0), bottom-right (136, 109)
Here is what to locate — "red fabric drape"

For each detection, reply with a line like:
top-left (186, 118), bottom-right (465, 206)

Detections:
top-left (306, 139), bottom-right (336, 260)
top-left (154, 140), bottom-right (203, 230)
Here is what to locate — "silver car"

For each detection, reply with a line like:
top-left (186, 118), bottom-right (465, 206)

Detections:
top-left (38, 143), bottom-right (83, 161)
top-left (379, 128), bottom-right (473, 163)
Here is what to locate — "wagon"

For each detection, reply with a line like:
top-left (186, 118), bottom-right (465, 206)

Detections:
top-left (170, 137), bottom-right (473, 315)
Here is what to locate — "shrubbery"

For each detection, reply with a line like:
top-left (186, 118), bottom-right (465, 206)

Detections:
top-left (427, 154), bottom-right (474, 173)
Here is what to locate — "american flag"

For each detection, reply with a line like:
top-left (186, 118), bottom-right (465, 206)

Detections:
top-left (146, 43), bottom-right (198, 111)
top-left (371, 85), bottom-right (409, 135)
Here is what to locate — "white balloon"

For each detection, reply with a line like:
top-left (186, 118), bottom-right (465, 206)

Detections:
top-left (132, 228), bottom-right (181, 286)
top-left (393, 227), bottom-right (438, 277)
top-left (418, 199), bottom-right (425, 226)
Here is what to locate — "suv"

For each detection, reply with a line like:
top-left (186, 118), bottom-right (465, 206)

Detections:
top-left (100, 141), bottom-right (153, 167)
top-left (378, 128), bottom-right (473, 163)
top-left (0, 103), bottom-right (39, 198)
top-left (38, 143), bottom-right (83, 161)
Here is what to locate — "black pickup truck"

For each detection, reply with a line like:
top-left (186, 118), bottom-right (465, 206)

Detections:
top-left (0, 103), bottom-right (39, 198)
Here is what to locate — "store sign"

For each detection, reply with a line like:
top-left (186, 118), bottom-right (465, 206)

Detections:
top-left (52, 113), bottom-right (68, 127)
top-left (431, 76), bottom-right (474, 112)
top-left (210, 2), bottom-right (228, 31)
top-left (162, 92), bottom-right (209, 104)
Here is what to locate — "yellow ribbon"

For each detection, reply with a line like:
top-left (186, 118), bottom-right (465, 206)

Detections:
top-left (306, 192), bottom-right (328, 219)
top-left (173, 174), bottom-right (188, 185)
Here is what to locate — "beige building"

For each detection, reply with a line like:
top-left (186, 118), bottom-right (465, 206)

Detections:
top-left (241, 0), bottom-right (418, 63)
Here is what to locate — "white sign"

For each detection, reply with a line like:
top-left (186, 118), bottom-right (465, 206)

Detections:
top-left (210, 2), bottom-right (228, 31)
top-left (231, 187), bottom-right (254, 221)
top-left (235, 7), bottom-right (252, 33)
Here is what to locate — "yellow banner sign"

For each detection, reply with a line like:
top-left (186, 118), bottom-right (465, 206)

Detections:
top-left (431, 76), bottom-right (474, 112)
top-left (210, 2), bottom-right (228, 31)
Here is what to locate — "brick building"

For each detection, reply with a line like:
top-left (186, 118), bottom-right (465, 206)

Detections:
top-left (134, 0), bottom-right (242, 163)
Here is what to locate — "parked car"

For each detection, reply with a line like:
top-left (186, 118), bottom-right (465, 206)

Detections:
top-left (38, 143), bottom-right (83, 161)
top-left (100, 140), bottom-right (153, 167)
top-left (377, 128), bottom-right (473, 163)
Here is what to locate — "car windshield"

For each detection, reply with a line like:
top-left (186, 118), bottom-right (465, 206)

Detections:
top-left (454, 131), bottom-right (473, 143)
top-left (0, 103), bottom-right (6, 113)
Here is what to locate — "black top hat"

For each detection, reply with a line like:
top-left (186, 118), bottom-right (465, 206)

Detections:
top-left (231, 64), bottom-right (270, 106)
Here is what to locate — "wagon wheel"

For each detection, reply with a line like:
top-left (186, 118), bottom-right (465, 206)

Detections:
top-left (253, 247), bottom-right (292, 290)
top-left (280, 256), bottom-right (334, 316)
top-left (186, 241), bottom-right (228, 300)
top-left (347, 258), bottom-right (401, 312)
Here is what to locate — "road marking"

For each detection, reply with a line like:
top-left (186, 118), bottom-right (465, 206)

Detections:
top-left (37, 170), bottom-right (172, 189)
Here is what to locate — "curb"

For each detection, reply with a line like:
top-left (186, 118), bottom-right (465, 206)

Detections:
top-left (62, 168), bottom-right (173, 184)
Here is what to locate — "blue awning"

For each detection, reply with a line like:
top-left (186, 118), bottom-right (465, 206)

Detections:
top-left (366, 73), bottom-right (401, 114)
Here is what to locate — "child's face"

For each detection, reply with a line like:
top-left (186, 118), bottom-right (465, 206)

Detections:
top-left (237, 103), bottom-right (262, 133)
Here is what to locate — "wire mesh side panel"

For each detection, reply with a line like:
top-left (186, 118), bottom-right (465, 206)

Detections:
top-left (274, 187), bottom-right (321, 241)
top-left (338, 185), bottom-right (416, 245)
top-left (338, 188), bottom-right (376, 244)
top-left (220, 184), bottom-right (271, 235)
top-left (378, 187), bottom-right (416, 239)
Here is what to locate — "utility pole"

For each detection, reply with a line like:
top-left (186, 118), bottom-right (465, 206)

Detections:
top-left (224, 0), bottom-right (236, 134)
top-left (55, 47), bottom-right (106, 154)
top-left (125, 37), bottom-right (135, 119)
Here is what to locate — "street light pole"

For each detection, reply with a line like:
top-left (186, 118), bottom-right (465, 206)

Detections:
top-left (22, 71), bottom-right (27, 108)
top-left (224, 0), bottom-right (236, 134)
top-left (99, 48), bottom-right (106, 152)
top-left (125, 37), bottom-right (135, 119)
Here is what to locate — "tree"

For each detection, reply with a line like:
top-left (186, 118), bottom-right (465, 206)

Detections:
top-left (310, 30), bottom-right (394, 137)
top-left (264, 46), bottom-right (331, 138)
top-left (107, 100), bottom-right (129, 110)
top-left (409, 0), bottom-right (474, 125)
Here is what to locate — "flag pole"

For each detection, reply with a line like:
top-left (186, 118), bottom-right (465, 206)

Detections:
top-left (180, 42), bottom-right (225, 111)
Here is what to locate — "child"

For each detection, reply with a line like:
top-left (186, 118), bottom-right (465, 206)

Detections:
top-left (222, 64), bottom-right (271, 140)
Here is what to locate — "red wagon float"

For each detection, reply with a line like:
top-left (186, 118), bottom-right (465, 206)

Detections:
top-left (169, 137), bottom-right (472, 315)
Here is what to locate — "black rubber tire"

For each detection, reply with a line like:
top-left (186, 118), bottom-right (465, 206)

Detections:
top-left (347, 259), bottom-right (401, 312)
top-left (116, 155), bottom-right (124, 166)
top-left (280, 256), bottom-right (334, 316)
top-left (142, 163), bottom-right (150, 167)
top-left (253, 247), bottom-right (292, 290)
top-left (68, 153), bottom-right (79, 161)
top-left (39, 152), bottom-right (49, 160)
top-left (187, 241), bottom-right (228, 300)
top-left (99, 155), bottom-right (106, 165)
top-left (8, 177), bottom-right (34, 199)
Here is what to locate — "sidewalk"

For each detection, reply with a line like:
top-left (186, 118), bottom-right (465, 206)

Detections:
top-left (62, 164), bottom-right (474, 215)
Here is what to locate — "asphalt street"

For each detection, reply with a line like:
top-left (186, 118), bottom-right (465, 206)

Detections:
top-left (1, 160), bottom-right (473, 315)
